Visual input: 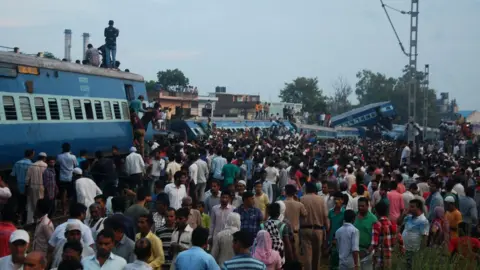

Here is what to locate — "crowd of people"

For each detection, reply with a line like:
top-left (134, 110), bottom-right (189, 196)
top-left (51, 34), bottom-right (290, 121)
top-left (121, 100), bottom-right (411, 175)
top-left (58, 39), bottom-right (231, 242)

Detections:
top-left (1, 122), bottom-right (480, 270)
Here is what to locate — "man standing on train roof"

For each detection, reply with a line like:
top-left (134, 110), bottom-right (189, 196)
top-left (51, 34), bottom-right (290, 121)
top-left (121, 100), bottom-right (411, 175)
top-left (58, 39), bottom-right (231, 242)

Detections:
top-left (104, 20), bottom-right (119, 68)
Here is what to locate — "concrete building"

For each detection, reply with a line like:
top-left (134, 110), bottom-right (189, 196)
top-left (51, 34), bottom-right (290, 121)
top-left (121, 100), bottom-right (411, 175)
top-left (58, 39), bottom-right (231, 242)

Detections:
top-left (149, 89), bottom-right (198, 117)
top-left (210, 92), bottom-right (260, 118)
top-left (197, 95), bottom-right (218, 117)
top-left (458, 110), bottom-right (480, 124)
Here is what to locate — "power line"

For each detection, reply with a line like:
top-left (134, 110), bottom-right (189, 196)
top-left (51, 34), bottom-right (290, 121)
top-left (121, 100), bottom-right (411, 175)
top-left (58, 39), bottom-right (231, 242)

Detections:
top-left (379, 0), bottom-right (409, 57)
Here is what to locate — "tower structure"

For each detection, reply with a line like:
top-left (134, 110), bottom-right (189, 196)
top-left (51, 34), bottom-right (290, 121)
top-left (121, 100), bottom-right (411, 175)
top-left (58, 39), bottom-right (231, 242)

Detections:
top-left (407, 0), bottom-right (420, 150)
top-left (82, 33), bottom-right (90, 60)
top-left (64, 29), bottom-right (72, 61)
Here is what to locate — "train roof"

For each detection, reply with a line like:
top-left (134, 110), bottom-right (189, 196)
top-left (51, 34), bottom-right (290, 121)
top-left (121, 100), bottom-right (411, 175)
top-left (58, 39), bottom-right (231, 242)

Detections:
top-left (0, 51), bottom-right (144, 82)
top-left (331, 101), bottom-right (391, 122)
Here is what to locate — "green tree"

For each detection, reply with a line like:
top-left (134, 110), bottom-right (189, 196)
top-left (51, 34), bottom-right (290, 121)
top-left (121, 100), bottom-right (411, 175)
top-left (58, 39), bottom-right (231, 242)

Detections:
top-left (327, 76), bottom-right (353, 115)
top-left (156, 69), bottom-right (190, 92)
top-left (43, 51), bottom-right (58, 60)
top-left (354, 69), bottom-right (440, 126)
top-left (279, 77), bottom-right (327, 113)
top-left (145, 80), bottom-right (158, 92)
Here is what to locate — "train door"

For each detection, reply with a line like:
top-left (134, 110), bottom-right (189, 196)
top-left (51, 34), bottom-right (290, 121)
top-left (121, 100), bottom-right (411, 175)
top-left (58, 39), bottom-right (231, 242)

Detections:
top-left (124, 84), bottom-right (135, 101)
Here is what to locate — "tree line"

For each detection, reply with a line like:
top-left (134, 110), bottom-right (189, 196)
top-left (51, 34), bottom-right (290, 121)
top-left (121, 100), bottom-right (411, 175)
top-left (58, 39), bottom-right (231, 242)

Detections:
top-left (279, 68), bottom-right (442, 126)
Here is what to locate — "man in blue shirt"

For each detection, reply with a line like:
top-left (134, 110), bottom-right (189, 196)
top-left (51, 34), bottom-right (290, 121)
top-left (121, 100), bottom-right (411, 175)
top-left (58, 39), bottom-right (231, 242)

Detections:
top-left (11, 149), bottom-right (34, 223)
top-left (175, 227), bottom-right (219, 270)
top-left (81, 229), bottom-right (127, 270)
top-left (222, 230), bottom-right (266, 270)
top-left (233, 192), bottom-right (263, 243)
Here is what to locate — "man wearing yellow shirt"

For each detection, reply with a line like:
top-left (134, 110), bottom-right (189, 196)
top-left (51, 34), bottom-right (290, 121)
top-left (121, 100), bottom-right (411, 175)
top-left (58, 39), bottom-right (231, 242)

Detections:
top-left (254, 181), bottom-right (269, 219)
top-left (136, 213), bottom-right (165, 269)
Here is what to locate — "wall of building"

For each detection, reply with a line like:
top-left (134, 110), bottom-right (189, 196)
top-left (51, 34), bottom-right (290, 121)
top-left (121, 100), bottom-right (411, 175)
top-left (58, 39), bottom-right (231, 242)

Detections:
top-left (467, 111), bottom-right (480, 123)
top-left (197, 100), bottom-right (216, 117)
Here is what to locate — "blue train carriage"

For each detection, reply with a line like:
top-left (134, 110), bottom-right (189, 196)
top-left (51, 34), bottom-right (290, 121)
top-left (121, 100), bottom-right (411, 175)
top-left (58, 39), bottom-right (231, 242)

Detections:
top-left (330, 101), bottom-right (396, 129)
top-left (334, 127), bottom-right (361, 139)
top-left (171, 117), bottom-right (296, 140)
top-left (0, 51), bottom-right (153, 169)
top-left (296, 124), bottom-right (337, 139)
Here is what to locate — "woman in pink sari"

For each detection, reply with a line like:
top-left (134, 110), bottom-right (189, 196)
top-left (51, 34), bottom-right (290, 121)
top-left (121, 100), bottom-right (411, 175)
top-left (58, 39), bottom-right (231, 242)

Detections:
top-left (252, 230), bottom-right (282, 270)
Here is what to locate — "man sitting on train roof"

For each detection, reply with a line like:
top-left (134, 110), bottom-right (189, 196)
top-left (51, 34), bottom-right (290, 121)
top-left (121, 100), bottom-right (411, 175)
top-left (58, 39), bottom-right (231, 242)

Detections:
top-left (85, 44), bottom-right (100, 67)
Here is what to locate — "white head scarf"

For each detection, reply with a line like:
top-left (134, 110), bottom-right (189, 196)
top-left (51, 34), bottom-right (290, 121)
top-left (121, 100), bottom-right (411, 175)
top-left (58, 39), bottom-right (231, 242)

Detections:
top-left (225, 212), bottom-right (241, 231)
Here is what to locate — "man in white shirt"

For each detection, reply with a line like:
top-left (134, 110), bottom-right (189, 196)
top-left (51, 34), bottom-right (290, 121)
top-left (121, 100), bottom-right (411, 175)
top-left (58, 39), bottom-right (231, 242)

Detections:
top-left (49, 203), bottom-right (95, 258)
top-left (125, 147), bottom-right (145, 190)
top-left (50, 223), bottom-right (95, 269)
top-left (401, 142), bottom-right (412, 166)
top-left (74, 168), bottom-right (102, 219)
top-left (164, 171), bottom-right (187, 210)
top-left (0, 176), bottom-right (12, 204)
top-left (170, 208), bottom-right (193, 268)
top-left (149, 151), bottom-right (166, 194)
top-left (166, 156), bottom-right (182, 183)
top-left (195, 156), bottom-right (209, 202)
top-left (0, 230), bottom-right (29, 270)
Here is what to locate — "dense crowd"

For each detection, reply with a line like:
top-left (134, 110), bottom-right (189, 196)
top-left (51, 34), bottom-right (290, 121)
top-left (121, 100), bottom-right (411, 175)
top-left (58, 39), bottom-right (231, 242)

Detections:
top-left (0, 124), bottom-right (480, 270)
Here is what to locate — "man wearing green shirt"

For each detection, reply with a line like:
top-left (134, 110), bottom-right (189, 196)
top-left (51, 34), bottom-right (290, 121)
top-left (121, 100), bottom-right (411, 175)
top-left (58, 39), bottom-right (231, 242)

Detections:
top-left (222, 156), bottom-right (239, 188)
top-left (374, 184), bottom-right (390, 217)
top-left (129, 95), bottom-right (146, 114)
top-left (354, 197), bottom-right (377, 270)
top-left (328, 191), bottom-right (346, 270)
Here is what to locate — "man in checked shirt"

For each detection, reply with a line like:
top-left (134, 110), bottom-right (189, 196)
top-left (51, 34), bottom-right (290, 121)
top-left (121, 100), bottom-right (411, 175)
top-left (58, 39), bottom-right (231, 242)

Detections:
top-left (369, 201), bottom-right (404, 269)
top-left (42, 156), bottom-right (58, 217)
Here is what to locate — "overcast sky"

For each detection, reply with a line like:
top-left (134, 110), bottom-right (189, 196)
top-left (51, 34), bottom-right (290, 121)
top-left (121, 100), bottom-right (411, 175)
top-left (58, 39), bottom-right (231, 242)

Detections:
top-left (1, 0), bottom-right (479, 110)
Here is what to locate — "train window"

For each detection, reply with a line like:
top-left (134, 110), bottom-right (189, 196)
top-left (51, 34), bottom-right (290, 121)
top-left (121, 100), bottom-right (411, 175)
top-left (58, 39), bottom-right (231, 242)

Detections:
top-left (94, 101), bottom-right (103, 120)
top-left (48, 98), bottom-right (60, 120)
top-left (73, 99), bottom-right (83, 120)
top-left (19, 97), bottom-right (33, 120)
top-left (103, 101), bottom-right (113, 120)
top-left (61, 99), bottom-right (72, 120)
top-left (112, 101), bottom-right (121, 119)
top-left (34, 97), bottom-right (47, 120)
top-left (124, 84), bottom-right (135, 101)
top-left (121, 102), bottom-right (129, 120)
top-left (3, 96), bottom-right (17, 120)
top-left (84, 100), bottom-right (94, 120)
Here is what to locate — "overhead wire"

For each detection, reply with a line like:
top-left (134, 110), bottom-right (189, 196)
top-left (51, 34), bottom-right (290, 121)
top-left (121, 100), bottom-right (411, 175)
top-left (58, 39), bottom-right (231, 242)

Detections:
top-left (379, 0), bottom-right (409, 57)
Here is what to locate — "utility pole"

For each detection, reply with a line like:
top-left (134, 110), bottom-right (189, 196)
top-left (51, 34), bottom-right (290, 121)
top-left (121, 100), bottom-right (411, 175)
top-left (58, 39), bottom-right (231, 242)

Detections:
top-left (407, 0), bottom-right (419, 152)
top-left (422, 64), bottom-right (429, 140)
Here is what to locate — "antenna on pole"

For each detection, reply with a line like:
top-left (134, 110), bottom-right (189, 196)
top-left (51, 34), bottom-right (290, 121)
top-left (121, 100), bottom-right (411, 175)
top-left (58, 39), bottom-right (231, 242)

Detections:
top-left (422, 64), bottom-right (430, 140)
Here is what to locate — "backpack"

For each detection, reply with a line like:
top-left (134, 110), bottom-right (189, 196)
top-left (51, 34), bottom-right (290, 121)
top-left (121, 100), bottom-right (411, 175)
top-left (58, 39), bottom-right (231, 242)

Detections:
top-left (260, 219), bottom-right (286, 263)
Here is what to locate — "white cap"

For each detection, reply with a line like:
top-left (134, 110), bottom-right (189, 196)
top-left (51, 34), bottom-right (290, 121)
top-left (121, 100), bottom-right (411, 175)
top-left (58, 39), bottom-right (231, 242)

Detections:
top-left (444, 196), bottom-right (455, 203)
top-left (66, 223), bottom-right (82, 232)
top-left (10, 229), bottom-right (30, 243)
top-left (179, 142), bottom-right (184, 146)
top-left (238, 180), bottom-right (246, 186)
top-left (130, 147), bottom-right (137, 153)
top-left (73, 168), bottom-right (82, 175)
top-left (227, 143), bottom-right (233, 148)
top-left (38, 152), bottom-right (47, 157)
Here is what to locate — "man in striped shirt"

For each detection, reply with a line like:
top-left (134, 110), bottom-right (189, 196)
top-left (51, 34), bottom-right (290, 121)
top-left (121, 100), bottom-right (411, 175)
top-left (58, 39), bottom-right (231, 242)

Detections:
top-left (155, 207), bottom-right (176, 269)
top-left (222, 230), bottom-right (266, 270)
